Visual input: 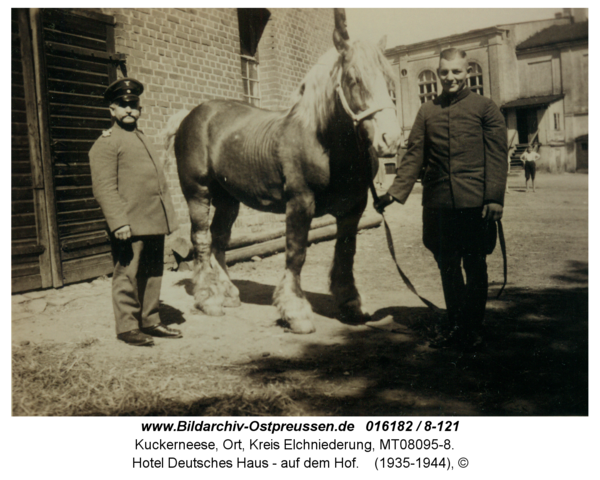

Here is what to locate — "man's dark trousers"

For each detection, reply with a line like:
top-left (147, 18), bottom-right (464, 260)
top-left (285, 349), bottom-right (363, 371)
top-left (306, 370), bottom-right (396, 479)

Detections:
top-left (111, 235), bottom-right (165, 335)
top-left (423, 208), bottom-right (497, 333)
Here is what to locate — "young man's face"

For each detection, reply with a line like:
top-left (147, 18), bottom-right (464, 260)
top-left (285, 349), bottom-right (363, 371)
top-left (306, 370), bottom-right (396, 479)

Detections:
top-left (438, 56), bottom-right (470, 95)
top-left (109, 99), bottom-right (142, 127)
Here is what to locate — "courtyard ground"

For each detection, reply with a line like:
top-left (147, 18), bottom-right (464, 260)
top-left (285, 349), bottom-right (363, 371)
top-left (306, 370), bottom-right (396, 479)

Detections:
top-left (12, 172), bottom-right (588, 416)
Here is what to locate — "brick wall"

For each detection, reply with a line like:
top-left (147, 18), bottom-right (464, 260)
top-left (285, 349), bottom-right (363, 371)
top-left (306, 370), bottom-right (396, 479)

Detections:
top-left (258, 8), bottom-right (335, 110)
top-left (99, 8), bottom-right (334, 246)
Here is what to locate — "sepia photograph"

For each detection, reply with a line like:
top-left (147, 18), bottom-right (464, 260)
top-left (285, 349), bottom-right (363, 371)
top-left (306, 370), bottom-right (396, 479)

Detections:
top-left (10, 5), bottom-right (589, 424)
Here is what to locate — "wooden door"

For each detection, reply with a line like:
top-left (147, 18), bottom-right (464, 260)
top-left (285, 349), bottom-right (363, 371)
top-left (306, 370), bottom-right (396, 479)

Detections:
top-left (12, 8), bottom-right (127, 293)
top-left (37, 8), bottom-right (123, 285)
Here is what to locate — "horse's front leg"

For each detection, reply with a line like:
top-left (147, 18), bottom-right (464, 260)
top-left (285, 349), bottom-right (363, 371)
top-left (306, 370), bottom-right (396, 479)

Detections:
top-left (210, 188), bottom-right (241, 308)
top-left (330, 199), bottom-right (371, 323)
top-left (273, 193), bottom-right (316, 334)
top-left (187, 189), bottom-right (227, 316)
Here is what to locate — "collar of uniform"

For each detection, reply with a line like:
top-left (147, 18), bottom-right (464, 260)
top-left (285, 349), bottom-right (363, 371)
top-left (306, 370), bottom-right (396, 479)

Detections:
top-left (112, 121), bottom-right (142, 134)
top-left (440, 86), bottom-right (471, 106)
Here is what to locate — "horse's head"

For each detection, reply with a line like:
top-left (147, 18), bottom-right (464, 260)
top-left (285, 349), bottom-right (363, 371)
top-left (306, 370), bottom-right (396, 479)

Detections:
top-left (333, 9), bottom-right (401, 157)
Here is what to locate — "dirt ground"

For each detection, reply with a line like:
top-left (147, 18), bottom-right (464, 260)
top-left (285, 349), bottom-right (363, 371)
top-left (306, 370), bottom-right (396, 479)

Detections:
top-left (12, 172), bottom-right (588, 416)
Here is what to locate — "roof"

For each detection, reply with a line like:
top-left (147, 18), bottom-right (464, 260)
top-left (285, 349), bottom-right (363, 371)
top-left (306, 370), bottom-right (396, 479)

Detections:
top-left (502, 94), bottom-right (564, 110)
top-left (385, 26), bottom-right (505, 56)
top-left (517, 21), bottom-right (588, 50)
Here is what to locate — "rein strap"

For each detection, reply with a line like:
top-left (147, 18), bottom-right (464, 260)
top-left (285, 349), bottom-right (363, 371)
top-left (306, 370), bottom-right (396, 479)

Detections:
top-left (335, 82), bottom-right (394, 127)
top-left (368, 180), bottom-right (443, 314)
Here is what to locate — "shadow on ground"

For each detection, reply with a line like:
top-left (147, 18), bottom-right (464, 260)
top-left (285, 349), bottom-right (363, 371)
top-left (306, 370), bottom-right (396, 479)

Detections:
top-left (160, 262), bottom-right (587, 416)
top-left (159, 303), bottom-right (187, 326)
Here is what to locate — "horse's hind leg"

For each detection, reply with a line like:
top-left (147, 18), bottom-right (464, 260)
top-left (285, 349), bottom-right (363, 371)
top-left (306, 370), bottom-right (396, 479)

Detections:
top-left (210, 186), bottom-right (241, 308)
top-left (187, 187), bottom-right (227, 316)
top-left (273, 194), bottom-right (316, 334)
top-left (330, 202), bottom-right (371, 324)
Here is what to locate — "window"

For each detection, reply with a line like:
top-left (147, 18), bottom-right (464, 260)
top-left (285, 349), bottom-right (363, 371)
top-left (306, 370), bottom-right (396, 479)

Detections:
top-left (468, 62), bottom-right (484, 95)
top-left (554, 113), bottom-right (561, 131)
top-left (241, 56), bottom-right (260, 106)
top-left (418, 70), bottom-right (437, 104)
top-left (237, 8), bottom-right (270, 107)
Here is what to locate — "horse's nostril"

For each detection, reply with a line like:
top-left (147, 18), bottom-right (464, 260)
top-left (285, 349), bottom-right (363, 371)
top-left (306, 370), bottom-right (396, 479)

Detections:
top-left (382, 133), bottom-right (389, 147)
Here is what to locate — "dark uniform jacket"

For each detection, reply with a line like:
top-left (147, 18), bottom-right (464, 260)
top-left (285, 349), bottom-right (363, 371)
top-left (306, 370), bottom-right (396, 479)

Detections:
top-left (89, 122), bottom-right (178, 236)
top-left (387, 87), bottom-right (507, 209)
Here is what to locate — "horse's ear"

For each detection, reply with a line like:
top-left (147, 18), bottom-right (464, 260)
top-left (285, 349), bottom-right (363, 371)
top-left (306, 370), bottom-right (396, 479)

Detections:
top-left (333, 8), bottom-right (350, 53)
top-left (333, 29), bottom-right (349, 54)
top-left (377, 35), bottom-right (387, 52)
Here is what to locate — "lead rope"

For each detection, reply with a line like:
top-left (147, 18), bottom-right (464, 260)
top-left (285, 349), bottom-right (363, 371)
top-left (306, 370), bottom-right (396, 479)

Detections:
top-left (369, 173), bottom-right (507, 311)
top-left (367, 176), bottom-right (443, 314)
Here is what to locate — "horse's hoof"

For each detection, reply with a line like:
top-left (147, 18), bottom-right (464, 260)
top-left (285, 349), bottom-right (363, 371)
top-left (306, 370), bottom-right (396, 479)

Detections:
top-left (195, 302), bottom-right (225, 316)
top-left (223, 296), bottom-right (241, 308)
top-left (287, 318), bottom-right (316, 334)
top-left (339, 303), bottom-right (371, 325)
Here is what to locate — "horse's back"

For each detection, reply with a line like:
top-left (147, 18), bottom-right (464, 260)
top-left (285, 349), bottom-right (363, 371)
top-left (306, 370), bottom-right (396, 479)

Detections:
top-left (176, 100), bottom-right (294, 211)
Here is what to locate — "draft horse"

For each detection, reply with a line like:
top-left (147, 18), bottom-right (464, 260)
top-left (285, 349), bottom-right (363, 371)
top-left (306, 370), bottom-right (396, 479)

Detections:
top-left (165, 9), bottom-right (401, 333)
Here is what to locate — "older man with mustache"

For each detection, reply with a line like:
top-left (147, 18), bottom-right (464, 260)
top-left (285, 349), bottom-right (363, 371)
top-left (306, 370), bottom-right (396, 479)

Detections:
top-left (89, 78), bottom-right (181, 346)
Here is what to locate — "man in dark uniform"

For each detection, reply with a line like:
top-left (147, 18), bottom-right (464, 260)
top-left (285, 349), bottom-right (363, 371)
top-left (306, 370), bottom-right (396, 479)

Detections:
top-left (375, 48), bottom-right (507, 349)
top-left (89, 78), bottom-right (182, 346)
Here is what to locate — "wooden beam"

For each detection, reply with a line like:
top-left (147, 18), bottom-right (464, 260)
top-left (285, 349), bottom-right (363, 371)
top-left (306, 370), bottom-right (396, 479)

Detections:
top-left (228, 216), bottom-right (337, 250)
top-left (12, 243), bottom-right (46, 256)
top-left (225, 216), bottom-right (382, 265)
top-left (12, 274), bottom-right (43, 293)
top-left (60, 8), bottom-right (117, 26)
top-left (45, 41), bottom-right (126, 63)
top-left (29, 8), bottom-right (63, 288)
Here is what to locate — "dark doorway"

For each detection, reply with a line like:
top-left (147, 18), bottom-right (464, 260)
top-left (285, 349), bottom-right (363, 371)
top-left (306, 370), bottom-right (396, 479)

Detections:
top-left (576, 135), bottom-right (588, 172)
top-left (516, 108), bottom-right (538, 144)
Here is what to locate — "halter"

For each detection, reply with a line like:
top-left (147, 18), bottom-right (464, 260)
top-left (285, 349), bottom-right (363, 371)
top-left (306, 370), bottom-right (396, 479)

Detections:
top-left (335, 69), bottom-right (395, 128)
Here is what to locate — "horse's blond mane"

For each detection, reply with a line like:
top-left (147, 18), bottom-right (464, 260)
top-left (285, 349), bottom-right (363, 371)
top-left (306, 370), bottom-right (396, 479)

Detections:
top-left (290, 48), bottom-right (340, 133)
top-left (290, 40), bottom-right (396, 134)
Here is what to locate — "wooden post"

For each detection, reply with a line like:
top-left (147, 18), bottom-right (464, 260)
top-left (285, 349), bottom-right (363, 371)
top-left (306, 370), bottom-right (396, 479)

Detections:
top-left (16, 9), bottom-right (53, 288)
top-left (29, 8), bottom-right (64, 288)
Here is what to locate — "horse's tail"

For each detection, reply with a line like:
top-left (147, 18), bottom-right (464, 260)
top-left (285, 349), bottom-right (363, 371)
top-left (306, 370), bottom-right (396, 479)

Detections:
top-left (161, 108), bottom-right (190, 164)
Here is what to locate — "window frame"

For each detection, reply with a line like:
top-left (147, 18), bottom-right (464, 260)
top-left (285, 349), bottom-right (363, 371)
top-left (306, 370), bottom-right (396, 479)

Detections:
top-left (553, 112), bottom-right (561, 131)
top-left (468, 62), bottom-right (484, 96)
top-left (240, 54), bottom-right (260, 107)
top-left (418, 69), bottom-right (438, 104)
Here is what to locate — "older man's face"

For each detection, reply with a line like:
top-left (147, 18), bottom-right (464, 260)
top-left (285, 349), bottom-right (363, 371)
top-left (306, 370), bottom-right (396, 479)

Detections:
top-left (438, 57), bottom-right (470, 95)
top-left (109, 99), bottom-right (141, 127)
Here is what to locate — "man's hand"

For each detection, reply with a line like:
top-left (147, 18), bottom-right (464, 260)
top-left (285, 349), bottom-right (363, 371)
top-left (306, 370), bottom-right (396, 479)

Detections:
top-left (482, 203), bottom-right (503, 222)
top-left (374, 193), bottom-right (395, 214)
top-left (114, 225), bottom-right (132, 241)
